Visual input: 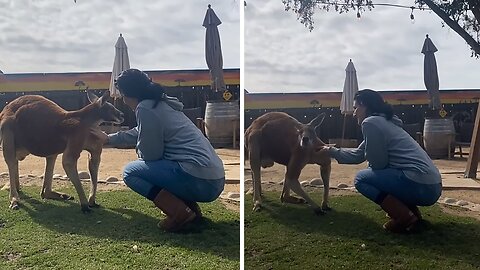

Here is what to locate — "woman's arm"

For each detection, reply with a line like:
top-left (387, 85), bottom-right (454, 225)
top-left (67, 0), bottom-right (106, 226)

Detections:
top-left (328, 141), bottom-right (366, 164)
top-left (107, 126), bottom-right (139, 147)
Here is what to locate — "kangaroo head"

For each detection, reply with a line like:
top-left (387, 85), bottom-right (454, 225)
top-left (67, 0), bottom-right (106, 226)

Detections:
top-left (87, 90), bottom-right (125, 124)
top-left (298, 113), bottom-right (329, 165)
top-left (299, 113), bottom-right (325, 149)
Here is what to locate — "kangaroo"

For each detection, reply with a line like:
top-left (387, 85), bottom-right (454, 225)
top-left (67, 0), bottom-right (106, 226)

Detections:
top-left (245, 112), bottom-right (331, 215)
top-left (0, 91), bottom-right (124, 212)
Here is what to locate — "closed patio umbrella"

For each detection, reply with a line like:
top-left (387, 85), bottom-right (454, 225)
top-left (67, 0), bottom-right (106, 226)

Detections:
top-left (109, 33), bottom-right (130, 99)
top-left (340, 59), bottom-right (359, 140)
top-left (422, 34), bottom-right (441, 110)
top-left (203, 4), bottom-right (226, 97)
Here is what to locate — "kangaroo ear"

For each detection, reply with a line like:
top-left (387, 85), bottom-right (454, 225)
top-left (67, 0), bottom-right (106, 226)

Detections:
top-left (99, 91), bottom-right (110, 105)
top-left (87, 91), bottom-right (99, 104)
top-left (308, 113), bottom-right (326, 128)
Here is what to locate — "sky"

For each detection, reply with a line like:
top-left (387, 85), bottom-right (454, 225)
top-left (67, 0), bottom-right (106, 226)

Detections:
top-left (245, 0), bottom-right (479, 93)
top-left (0, 0), bottom-right (240, 74)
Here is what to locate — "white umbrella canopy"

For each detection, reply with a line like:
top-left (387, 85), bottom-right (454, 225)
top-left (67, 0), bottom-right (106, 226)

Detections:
top-left (422, 34), bottom-right (441, 110)
top-left (109, 33), bottom-right (130, 99)
top-left (203, 4), bottom-right (226, 95)
top-left (340, 59), bottom-right (359, 115)
top-left (340, 59), bottom-right (359, 140)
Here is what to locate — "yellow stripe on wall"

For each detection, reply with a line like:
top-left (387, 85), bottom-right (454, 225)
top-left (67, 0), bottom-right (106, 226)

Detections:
top-left (245, 90), bottom-right (480, 109)
top-left (0, 69), bottom-right (240, 93)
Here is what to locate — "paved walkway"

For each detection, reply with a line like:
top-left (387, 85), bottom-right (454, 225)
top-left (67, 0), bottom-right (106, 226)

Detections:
top-left (439, 169), bottom-right (480, 190)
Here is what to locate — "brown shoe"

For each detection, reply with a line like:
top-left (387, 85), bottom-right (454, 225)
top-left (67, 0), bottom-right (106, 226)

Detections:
top-left (408, 205), bottom-right (422, 220)
top-left (158, 215), bottom-right (196, 232)
top-left (380, 195), bottom-right (419, 233)
top-left (383, 216), bottom-right (418, 233)
top-left (153, 190), bottom-right (196, 232)
top-left (386, 205), bottom-right (422, 220)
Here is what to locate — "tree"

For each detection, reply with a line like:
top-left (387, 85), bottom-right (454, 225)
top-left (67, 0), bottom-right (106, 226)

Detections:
top-left (282, 0), bottom-right (480, 57)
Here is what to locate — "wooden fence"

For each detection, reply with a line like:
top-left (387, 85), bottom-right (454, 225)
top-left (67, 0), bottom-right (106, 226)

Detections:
top-left (245, 89), bottom-right (480, 143)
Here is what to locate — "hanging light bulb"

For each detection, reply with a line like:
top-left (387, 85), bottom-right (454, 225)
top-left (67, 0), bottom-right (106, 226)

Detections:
top-left (410, 7), bottom-right (415, 24)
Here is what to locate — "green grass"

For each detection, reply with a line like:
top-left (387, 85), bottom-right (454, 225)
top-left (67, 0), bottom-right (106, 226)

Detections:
top-left (0, 187), bottom-right (240, 270)
top-left (245, 192), bottom-right (480, 270)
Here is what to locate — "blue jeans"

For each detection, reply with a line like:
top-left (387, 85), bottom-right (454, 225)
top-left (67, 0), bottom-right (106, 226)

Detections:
top-left (354, 168), bottom-right (442, 206)
top-left (123, 159), bottom-right (225, 203)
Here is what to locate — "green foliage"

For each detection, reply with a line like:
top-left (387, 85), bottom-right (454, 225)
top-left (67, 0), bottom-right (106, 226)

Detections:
top-left (282, 0), bottom-right (480, 57)
top-left (245, 192), bottom-right (480, 270)
top-left (0, 188), bottom-right (240, 270)
top-left (283, 0), bottom-right (374, 31)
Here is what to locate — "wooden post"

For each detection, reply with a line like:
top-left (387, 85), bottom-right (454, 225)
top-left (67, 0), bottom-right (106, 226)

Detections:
top-left (448, 135), bottom-right (452, 160)
top-left (465, 102), bottom-right (480, 178)
top-left (232, 119), bottom-right (236, 149)
top-left (232, 118), bottom-right (239, 148)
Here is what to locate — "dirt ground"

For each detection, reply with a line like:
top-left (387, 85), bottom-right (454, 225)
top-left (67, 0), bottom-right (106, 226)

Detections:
top-left (244, 157), bottom-right (480, 220)
top-left (2, 146), bottom-right (480, 219)
top-left (0, 147), bottom-right (240, 210)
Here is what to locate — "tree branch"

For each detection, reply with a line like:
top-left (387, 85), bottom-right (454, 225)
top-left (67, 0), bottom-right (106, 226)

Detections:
top-left (422, 0), bottom-right (480, 55)
top-left (467, 0), bottom-right (480, 26)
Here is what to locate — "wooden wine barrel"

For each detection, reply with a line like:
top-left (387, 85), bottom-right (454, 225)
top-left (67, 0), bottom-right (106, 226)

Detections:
top-left (423, 118), bottom-right (455, 159)
top-left (204, 100), bottom-right (240, 148)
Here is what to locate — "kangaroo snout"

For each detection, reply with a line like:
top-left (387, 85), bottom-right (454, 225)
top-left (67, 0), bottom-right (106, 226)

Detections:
top-left (301, 136), bottom-right (310, 146)
top-left (115, 111), bottom-right (125, 124)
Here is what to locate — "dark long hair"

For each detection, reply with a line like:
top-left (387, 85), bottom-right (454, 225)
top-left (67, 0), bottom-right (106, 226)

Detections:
top-left (114, 68), bottom-right (166, 108)
top-left (354, 89), bottom-right (394, 120)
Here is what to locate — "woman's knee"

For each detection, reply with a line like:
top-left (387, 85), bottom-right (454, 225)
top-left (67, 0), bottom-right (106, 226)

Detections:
top-left (123, 160), bottom-right (144, 179)
top-left (354, 169), bottom-right (372, 188)
top-left (122, 161), bottom-right (143, 188)
top-left (122, 175), bottom-right (135, 188)
top-left (354, 180), bottom-right (369, 196)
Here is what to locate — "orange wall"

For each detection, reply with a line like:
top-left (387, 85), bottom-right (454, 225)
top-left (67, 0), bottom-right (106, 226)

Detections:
top-left (245, 90), bottom-right (480, 109)
top-left (0, 69), bottom-right (240, 93)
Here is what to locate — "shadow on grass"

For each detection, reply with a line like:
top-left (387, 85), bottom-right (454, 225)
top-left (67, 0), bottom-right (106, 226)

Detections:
top-left (8, 189), bottom-right (239, 261)
top-left (245, 193), bottom-right (480, 268)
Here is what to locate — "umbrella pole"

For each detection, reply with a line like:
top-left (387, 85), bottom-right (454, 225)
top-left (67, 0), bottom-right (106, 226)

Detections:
top-left (341, 114), bottom-right (347, 141)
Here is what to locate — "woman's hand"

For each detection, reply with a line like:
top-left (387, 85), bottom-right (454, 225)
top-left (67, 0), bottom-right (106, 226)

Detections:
top-left (98, 131), bottom-right (109, 145)
top-left (89, 128), bottom-right (109, 145)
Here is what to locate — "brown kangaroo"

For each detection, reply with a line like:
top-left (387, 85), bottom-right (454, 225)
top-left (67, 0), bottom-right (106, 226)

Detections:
top-left (245, 112), bottom-right (331, 215)
top-left (0, 91), bottom-right (124, 212)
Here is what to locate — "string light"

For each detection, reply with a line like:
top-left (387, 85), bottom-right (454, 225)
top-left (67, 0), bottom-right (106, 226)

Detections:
top-left (316, 2), bottom-right (430, 21)
top-left (410, 6), bottom-right (415, 24)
